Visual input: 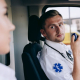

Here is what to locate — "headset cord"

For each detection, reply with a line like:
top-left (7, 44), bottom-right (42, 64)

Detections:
top-left (45, 42), bottom-right (73, 65)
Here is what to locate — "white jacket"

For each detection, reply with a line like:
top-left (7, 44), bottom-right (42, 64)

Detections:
top-left (0, 63), bottom-right (17, 80)
top-left (37, 40), bottom-right (73, 80)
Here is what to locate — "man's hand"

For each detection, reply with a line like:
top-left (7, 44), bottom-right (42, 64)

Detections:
top-left (71, 35), bottom-right (80, 57)
top-left (71, 35), bottom-right (80, 80)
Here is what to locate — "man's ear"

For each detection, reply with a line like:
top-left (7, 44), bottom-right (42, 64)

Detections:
top-left (40, 29), bottom-right (47, 37)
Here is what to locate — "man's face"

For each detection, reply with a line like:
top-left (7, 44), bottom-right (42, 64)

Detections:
top-left (40, 15), bottom-right (65, 43)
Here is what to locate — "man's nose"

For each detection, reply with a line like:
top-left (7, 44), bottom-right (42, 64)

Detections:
top-left (56, 26), bottom-right (61, 34)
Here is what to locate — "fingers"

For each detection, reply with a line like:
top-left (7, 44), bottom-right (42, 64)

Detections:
top-left (71, 35), bottom-right (75, 43)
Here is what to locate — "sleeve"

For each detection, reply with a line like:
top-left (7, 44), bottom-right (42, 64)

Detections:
top-left (40, 54), bottom-right (73, 80)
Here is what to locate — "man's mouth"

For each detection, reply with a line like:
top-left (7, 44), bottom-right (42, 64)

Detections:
top-left (57, 34), bottom-right (62, 37)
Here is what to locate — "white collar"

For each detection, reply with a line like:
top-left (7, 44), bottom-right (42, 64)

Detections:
top-left (45, 39), bottom-right (66, 53)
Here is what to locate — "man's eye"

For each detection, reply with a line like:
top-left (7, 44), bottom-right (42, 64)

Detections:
top-left (51, 26), bottom-right (55, 29)
top-left (59, 24), bottom-right (62, 26)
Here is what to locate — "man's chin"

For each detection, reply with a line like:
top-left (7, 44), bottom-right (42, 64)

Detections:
top-left (55, 38), bottom-right (64, 42)
top-left (46, 37), bottom-right (64, 43)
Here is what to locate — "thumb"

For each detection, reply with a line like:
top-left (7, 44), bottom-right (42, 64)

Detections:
top-left (71, 35), bottom-right (75, 43)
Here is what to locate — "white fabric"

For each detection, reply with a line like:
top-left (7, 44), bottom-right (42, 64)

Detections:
top-left (0, 63), bottom-right (17, 80)
top-left (37, 40), bottom-right (73, 80)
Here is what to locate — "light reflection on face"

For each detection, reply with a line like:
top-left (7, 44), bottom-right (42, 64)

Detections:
top-left (0, 0), bottom-right (15, 54)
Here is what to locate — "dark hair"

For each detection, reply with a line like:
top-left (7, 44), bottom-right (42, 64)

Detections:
top-left (39, 10), bottom-right (62, 29)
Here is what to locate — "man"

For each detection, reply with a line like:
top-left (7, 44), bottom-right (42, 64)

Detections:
top-left (37, 10), bottom-right (80, 80)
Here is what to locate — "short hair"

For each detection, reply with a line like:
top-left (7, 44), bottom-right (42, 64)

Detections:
top-left (39, 10), bottom-right (62, 29)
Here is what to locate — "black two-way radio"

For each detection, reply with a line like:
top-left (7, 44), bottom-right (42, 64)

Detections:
top-left (72, 33), bottom-right (78, 41)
